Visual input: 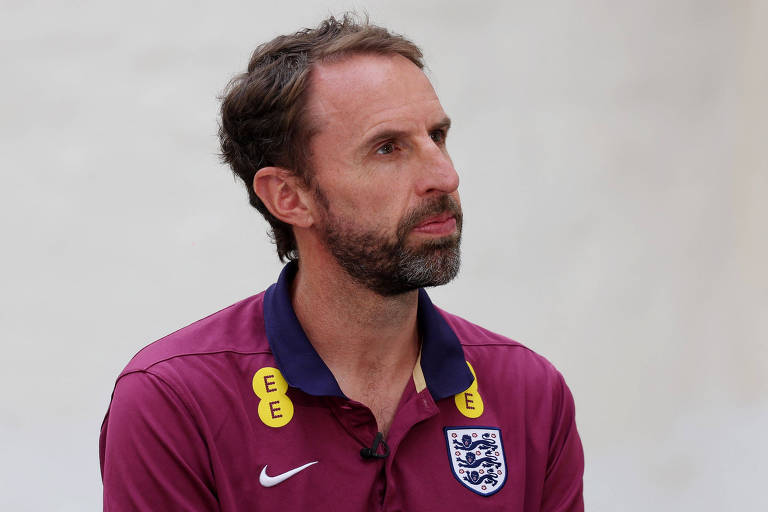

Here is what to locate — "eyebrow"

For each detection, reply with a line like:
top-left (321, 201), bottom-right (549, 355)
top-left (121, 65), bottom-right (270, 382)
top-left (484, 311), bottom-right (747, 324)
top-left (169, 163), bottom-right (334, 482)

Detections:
top-left (361, 116), bottom-right (452, 149)
top-left (433, 116), bottom-right (452, 132)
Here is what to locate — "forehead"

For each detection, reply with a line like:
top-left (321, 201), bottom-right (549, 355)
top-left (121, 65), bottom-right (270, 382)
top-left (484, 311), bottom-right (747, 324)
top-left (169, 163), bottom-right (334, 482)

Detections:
top-left (306, 53), bottom-right (445, 140)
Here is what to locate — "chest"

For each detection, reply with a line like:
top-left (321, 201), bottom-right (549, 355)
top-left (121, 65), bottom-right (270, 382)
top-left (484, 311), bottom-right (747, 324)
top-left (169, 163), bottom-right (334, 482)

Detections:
top-left (201, 385), bottom-right (549, 512)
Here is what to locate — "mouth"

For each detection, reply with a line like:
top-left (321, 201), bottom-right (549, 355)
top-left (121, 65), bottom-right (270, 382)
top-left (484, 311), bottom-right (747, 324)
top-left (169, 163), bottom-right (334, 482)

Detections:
top-left (411, 213), bottom-right (457, 236)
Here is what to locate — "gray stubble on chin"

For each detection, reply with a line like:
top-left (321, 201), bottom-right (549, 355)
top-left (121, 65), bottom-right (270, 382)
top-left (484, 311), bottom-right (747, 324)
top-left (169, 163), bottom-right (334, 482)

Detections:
top-left (320, 194), bottom-right (463, 297)
top-left (395, 242), bottom-right (461, 289)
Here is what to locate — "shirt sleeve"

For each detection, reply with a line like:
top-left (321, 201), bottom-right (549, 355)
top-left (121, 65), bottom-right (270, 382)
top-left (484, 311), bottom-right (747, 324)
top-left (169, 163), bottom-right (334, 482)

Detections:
top-left (99, 371), bottom-right (220, 511)
top-left (540, 372), bottom-right (585, 512)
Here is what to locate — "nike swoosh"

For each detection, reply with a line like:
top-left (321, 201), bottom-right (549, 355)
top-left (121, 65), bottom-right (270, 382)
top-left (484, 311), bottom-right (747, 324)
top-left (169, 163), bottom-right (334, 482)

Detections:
top-left (259, 461), bottom-right (318, 487)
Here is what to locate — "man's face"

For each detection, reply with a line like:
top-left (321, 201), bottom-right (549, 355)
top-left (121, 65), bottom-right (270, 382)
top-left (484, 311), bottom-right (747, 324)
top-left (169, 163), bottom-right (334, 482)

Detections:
top-left (304, 53), bottom-right (462, 296)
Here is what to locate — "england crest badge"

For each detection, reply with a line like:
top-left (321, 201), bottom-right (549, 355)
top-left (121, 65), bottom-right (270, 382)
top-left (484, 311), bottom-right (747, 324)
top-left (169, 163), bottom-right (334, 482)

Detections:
top-left (444, 427), bottom-right (507, 496)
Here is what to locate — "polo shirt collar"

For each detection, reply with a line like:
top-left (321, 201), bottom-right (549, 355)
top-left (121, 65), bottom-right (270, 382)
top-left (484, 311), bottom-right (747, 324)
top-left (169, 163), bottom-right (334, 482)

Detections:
top-left (263, 261), bottom-right (474, 401)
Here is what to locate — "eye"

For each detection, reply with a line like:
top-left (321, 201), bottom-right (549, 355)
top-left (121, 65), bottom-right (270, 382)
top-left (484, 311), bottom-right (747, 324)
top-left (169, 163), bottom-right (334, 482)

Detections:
top-left (430, 129), bottom-right (447, 145)
top-left (376, 142), bottom-right (396, 155)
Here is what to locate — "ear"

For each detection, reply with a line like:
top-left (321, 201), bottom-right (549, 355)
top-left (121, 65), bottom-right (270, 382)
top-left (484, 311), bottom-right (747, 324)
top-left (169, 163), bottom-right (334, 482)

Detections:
top-left (252, 167), bottom-right (314, 228)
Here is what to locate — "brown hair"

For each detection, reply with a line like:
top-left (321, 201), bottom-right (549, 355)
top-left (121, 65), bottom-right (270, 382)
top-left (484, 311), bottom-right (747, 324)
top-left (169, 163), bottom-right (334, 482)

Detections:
top-left (219, 13), bottom-right (424, 261)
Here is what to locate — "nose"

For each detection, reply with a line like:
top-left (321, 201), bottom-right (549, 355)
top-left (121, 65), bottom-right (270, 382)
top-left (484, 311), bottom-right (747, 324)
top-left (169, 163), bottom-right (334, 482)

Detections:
top-left (415, 138), bottom-right (460, 196)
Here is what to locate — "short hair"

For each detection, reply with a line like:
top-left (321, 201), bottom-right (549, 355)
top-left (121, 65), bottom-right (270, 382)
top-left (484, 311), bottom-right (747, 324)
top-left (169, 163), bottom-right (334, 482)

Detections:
top-left (219, 13), bottom-right (424, 262)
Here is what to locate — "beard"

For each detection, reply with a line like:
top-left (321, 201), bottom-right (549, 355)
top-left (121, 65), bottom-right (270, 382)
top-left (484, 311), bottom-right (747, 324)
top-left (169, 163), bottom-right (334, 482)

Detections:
top-left (315, 192), bottom-right (463, 297)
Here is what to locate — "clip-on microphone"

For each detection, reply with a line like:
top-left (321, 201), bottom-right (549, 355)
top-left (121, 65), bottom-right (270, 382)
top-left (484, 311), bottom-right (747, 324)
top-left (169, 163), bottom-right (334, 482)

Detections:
top-left (360, 431), bottom-right (390, 459)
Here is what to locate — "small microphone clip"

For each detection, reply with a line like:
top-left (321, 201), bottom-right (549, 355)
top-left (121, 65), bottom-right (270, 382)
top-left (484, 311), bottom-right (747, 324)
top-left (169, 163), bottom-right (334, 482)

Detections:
top-left (360, 431), bottom-right (390, 459)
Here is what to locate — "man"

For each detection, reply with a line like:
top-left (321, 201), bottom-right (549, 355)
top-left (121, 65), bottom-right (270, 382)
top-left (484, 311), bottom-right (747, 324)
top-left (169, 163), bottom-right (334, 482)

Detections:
top-left (100, 14), bottom-right (584, 511)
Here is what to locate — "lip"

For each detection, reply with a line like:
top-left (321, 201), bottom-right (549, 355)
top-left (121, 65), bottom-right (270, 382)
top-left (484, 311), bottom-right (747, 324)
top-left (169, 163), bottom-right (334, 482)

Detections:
top-left (412, 214), bottom-right (457, 235)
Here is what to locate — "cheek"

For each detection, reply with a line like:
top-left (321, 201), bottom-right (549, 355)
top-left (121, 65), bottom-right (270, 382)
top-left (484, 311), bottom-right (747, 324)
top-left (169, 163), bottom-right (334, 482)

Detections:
top-left (315, 168), bottom-right (416, 230)
top-left (341, 182), bottom-right (408, 215)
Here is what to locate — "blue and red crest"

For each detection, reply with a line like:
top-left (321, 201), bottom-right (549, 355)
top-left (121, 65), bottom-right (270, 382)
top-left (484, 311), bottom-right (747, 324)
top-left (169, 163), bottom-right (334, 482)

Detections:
top-left (444, 427), bottom-right (507, 496)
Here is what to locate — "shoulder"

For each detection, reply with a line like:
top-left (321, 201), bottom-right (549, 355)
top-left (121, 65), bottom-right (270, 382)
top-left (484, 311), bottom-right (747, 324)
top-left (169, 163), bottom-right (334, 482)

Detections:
top-left (119, 292), bottom-right (271, 378)
top-left (104, 291), bottom-right (276, 440)
top-left (437, 307), bottom-right (566, 390)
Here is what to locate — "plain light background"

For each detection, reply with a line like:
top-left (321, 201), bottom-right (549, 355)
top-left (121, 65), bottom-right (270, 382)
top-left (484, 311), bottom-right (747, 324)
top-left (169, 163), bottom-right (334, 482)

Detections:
top-left (1, 0), bottom-right (766, 510)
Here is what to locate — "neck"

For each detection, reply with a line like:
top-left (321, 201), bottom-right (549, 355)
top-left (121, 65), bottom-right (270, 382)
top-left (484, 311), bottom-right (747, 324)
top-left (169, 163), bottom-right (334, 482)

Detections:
top-left (291, 255), bottom-right (419, 379)
top-left (290, 253), bottom-right (420, 432)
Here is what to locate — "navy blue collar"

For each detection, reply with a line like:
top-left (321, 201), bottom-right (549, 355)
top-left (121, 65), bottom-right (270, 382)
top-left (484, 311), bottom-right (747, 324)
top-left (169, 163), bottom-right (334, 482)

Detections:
top-left (263, 262), bottom-right (473, 401)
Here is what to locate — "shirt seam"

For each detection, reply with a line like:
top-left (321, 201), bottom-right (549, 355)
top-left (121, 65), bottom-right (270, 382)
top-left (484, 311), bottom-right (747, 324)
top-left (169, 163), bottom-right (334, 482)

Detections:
top-left (112, 369), bottom-right (206, 445)
top-left (459, 342), bottom-right (530, 349)
top-left (128, 349), bottom-right (273, 373)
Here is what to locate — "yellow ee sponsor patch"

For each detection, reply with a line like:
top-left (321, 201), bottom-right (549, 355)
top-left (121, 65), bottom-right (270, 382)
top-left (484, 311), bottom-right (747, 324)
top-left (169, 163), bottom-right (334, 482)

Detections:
top-left (455, 361), bottom-right (484, 418)
top-left (252, 367), bottom-right (294, 427)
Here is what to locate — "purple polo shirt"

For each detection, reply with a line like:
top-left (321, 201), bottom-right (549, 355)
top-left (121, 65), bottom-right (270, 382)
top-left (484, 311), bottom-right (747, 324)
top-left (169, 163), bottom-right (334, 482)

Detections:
top-left (100, 263), bottom-right (583, 511)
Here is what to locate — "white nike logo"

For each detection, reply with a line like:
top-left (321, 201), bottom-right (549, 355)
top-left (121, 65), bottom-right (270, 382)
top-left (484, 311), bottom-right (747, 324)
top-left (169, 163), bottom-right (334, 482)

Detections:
top-left (259, 461), bottom-right (318, 487)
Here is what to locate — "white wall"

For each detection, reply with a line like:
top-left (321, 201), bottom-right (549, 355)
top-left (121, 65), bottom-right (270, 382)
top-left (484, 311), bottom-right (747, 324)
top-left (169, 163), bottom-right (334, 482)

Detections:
top-left (1, 1), bottom-right (765, 509)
